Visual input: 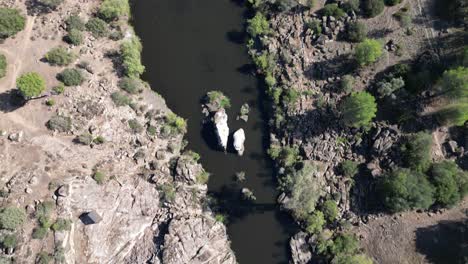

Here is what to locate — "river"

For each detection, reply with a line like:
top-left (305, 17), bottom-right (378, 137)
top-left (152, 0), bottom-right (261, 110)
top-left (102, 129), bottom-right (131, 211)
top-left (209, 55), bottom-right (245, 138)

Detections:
top-left (132, 0), bottom-right (295, 263)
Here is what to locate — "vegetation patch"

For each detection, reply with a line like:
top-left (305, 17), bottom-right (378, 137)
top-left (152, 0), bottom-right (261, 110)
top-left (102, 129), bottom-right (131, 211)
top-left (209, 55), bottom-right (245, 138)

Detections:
top-left (0, 8), bottom-right (26, 39)
top-left (16, 72), bottom-right (46, 99)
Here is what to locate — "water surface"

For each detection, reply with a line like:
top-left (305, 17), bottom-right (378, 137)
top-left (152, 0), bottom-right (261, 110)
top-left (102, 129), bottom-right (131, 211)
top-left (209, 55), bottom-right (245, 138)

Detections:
top-left (132, 1), bottom-right (296, 263)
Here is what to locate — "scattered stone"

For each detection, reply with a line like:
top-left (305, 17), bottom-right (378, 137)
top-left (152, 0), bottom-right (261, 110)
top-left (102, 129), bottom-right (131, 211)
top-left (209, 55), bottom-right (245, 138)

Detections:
top-left (290, 232), bottom-right (312, 264)
top-left (213, 109), bottom-right (229, 151)
top-left (8, 131), bottom-right (23, 142)
top-left (241, 188), bottom-right (256, 201)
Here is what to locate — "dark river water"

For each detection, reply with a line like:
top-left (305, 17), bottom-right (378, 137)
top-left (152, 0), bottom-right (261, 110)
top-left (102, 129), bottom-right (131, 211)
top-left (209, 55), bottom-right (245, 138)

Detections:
top-left (132, 0), bottom-right (296, 263)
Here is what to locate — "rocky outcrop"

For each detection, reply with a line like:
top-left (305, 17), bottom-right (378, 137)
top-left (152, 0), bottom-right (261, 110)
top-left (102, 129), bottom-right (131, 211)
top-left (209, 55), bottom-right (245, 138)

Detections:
top-left (214, 109), bottom-right (229, 151)
top-left (233, 129), bottom-right (245, 156)
top-left (162, 216), bottom-right (236, 264)
top-left (290, 232), bottom-right (312, 264)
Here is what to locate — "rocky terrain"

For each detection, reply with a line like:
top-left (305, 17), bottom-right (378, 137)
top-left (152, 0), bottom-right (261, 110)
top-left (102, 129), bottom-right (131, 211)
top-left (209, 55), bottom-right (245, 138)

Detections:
top-left (0, 0), bottom-right (236, 263)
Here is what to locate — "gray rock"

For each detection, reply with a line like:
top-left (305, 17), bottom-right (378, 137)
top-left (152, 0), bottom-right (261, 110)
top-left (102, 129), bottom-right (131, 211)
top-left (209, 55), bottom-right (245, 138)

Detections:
top-left (233, 129), bottom-right (245, 156)
top-left (213, 109), bottom-right (229, 151)
top-left (290, 232), bottom-right (312, 264)
top-left (8, 131), bottom-right (23, 142)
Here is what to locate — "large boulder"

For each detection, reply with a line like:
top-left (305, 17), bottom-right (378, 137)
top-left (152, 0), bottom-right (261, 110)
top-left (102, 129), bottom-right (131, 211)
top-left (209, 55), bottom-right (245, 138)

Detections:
top-left (214, 109), bottom-right (229, 151)
top-left (290, 232), bottom-right (312, 264)
top-left (233, 129), bottom-right (245, 156)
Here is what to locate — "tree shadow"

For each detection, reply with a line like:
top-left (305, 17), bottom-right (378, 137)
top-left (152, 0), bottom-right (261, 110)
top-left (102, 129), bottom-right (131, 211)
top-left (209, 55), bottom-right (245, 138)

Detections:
top-left (415, 219), bottom-right (468, 264)
top-left (25, 0), bottom-right (57, 15)
top-left (367, 28), bottom-right (394, 39)
top-left (305, 54), bottom-right (355, 80)
top-left (0, 89), bottom-right (26, 113)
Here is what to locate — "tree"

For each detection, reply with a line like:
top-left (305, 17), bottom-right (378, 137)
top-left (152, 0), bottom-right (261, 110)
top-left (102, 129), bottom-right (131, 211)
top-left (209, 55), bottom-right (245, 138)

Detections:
top-left (0, 8), bottom-right (26, 39)
top-left (438, 67), bottom-right (468, 100)
top-left (379, 168), bottom-right (434, 212)
top-left (45, 47), bottom-right (75, 66)
top-left (0, 54), bottom-right (6, 79)
top-left (430, 161), bottom-right (468, 207)
top-left (355, 39), bottom-right (383, 66)
top-left (339, 160), bottom-right (359, 177)
top-left (363, 0), bottom-right (385, 17)
top-left (99, 0), bottom-right (130, 21)
top-left (347, 21), bottom-right (367, 43)
top-left (322, 4), bottom-right (346, 18)
top-left (437, 103), bottom-right (468, 126)
top-left (16, 72), bottom-right (46, 99)
top-left (247, 12), bottom-right (270, 37)
top-left (340, 92), bottom-right (377, 128)
top-left (57, 68), bottom-right (84, 86)
top-left (65, 14), bottom-right (85, 31)
top-left (401, 132), bottom-right (432, 172)
top-left (306, 210), bottom-right (325, 234)
top-left (322, 200), bottom-right (339, 221)
top-left (0, 207), bottom-right (26, 230)
top-left (331, 233), bottom-right (360, 256)
top-left (121, 36), bottom-right (145, 78)
top-left (65, 29), bottom-right (83, 45)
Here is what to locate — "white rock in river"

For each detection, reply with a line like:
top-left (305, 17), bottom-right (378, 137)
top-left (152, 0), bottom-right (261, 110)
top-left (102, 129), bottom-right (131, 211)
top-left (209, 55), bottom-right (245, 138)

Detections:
top-left (233, 128), bottom-right (245, 156)
top-left (214, 109), bottom-right (229, 150)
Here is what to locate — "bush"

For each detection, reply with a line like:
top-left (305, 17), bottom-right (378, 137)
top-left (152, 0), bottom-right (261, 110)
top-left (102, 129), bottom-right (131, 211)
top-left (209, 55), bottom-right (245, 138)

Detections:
top-left (322, 4), bottom-right (346, 18)
top-left (93, 171), bottom-right (106, 184)
top-left (111, 92), bottom-right (132, 106)
top-left (86, 18), bottom-right (109, 38)
top-left (347, 21), bottom-right (367, 43)
top-left (0, 207), bottom-right (26, 230)
top-left (75, 133), bottom-right (93, 145)
top-left (247, 12), bottom-right (270, 37)
top-left (306, 210), bottom-right (325, 234)
top-left (98, 0), bottom-right (130, 21)
top-left (340, 92), bottom-right (377, 128)
top-left (343, 0), bottom-right (360, 12)
top-left (35, 201), bottom-right (54, 219)
top-left (376, 77), bottom-right (405, 98)
top-left (340, 75), bottom-right (354, 94)
top-left (196, 171), bottom-right (210, 184)
top-left (57, 68), bottom-right (84, 86)
top-left (331, 233), bottom-right (359, 256)
top-left (45, 99), bottom-right (55, 106)
top-left (436, 103), bottom-right (468, 126)
top-left (32, 226), bottom-right (48, 239)
top-left (205, 91), bottom-right (231, 109)
top-left (282, 89), bottom-right (300, 107)
top-left (355, 39), bottom-right (383, 66)
top-left (363, 0), bottom-right (385, 17)
top-left (45, 47), bottom-right (75, 66)
top-left (36, 252), bottom-right (52, 264)
top-left (121, 36), bottom-right (145, 78)
top-left (46, 115), bottom-right (72, 132)
top-left (430, 161), bottom-right (468, 207)
top-left (65, 29), bottom-right (83, 45)
top-left (128, 119), bottom-right (143, 133)
top-left (268, 145), bottom-right (300, 168)
top-left (17, 72), bottom-right (46, 99)
top-left (340, 160), bottom-right (359, 178)
top-left (65, 14), bottom-right (85, 31)
top-left (284, 164), bottom-right (321, 219)
top-left (0, 54), bottom-right (6, 79)
top-left (52, 83), bottom-right (65, 94)
top-left (1, 234), bottom-right (17, 249)
top-left (379, 168), bottom-right (434, 212)
top-left (438, 67), bottom-right (467, 100)
top-left (118, 77), bottom-right (144, 94)
top-left (0, 8), bottom-right (26, 39)
top-left (162, 113), bottom-right (187, 135)
top-left (51, 218), bottom-right (72, 232)
top-left (394, 8), bottom-right (412, 28)
top-left (160, 183), bottom-right (176, 203)
top-left (401, 132), bottom-right (432, 172)
top-left (306, 19), bottom-right (322, 35)
top-left (322, 200), bottom-right (339, 221)
top-left (93, 136), bottom-right (105, 144)
top-left (37, 0), bottom-right (64, 9)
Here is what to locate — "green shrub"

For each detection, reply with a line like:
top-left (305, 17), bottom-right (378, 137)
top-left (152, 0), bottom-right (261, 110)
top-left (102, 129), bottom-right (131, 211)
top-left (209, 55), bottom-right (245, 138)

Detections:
top-left (32, 226), bottom-right (48, 239)
top-left (401, 132), bottom-right (432, 172)
top-left (0, 54), bottom-right (6, 79)
top-left (340, 92), bottom-right (377, 128)
top-left (355, 39), bottom-right (383, 66)
top-left (53, 246), bottom-right (65, 263)
top-left (339, 160), bottom-right (359, 178)
top-left (51, 218), bottom-right (72, 232)
top-left (46, 115), bottom-right (72, 132)
top-left (347, 21), bottom-right (367, 43)
top-left (247, 12), bottom-right (270, 37)
top-left (379, 168), bottom-right (434, 212)
top-left (128, 119), bottom-right (143, 133)
top-left (65, 29), bottom-right (83, 45)
top-left (205, 91), bottom-right (231, 109)
top-left (65, 14), bottom-right (85, 31)
top-left (268, 145), bottom-right (300, 168)
top-left (282, 89), bottom-right (299, 107)
top-left (93, 136), bottom-right (105, 144)
top-left (45, 47), bottom-right (75, 66)
top-left (35, 201), bottom-right (54, 219)
top-left (340, 75), bottom-right (354, 94)
top-left (306, 19), bottom-right (322, 35)
top-left (111, 91), bottom-right (132, 106)
top-left (363, 0), bottom-right (385, 17)
top-left (305, 210), bottom-right (325, 234)
top-left (160, 183), bottom-right (176, 203)
top-left (322, 4), bottom-right (346, 18)
top-left (394, 8), bottom-right (412, 28)
top-left (57, 68), bottom-right (84, 86)
top-left (438, 67), bottom-right (467, 100)
top-left (75, 133), bottom-right (93, 145)
top-left (52, 83), bottom-right (65, 94)
top-left (0, 8), bottom-right (26, 39)
top-left (265, 74), bottom-right (276, 87)
top-left (436, 103), bottom-right (468, 126)
top-left (196, 171), bottom-right (210, 184)
top-left (98, 0), bottom-right (130, 21)
top-left (37, 0), bottom-right (64, 9)
top-left (343, 0), bottom-right (360, 12)
top-left (430, 161), bottom-right (468, 207)
top-left (45, 99), bottom-right (55, 106)
top-left (0, 207), bottom-right (26, 230)
top-left (214, 213), bottom-right (226, 223)
top-left (331, 233), bottom-right (360, 256)
top-left (322, 200), bottom-right (339, 221)
top-left (17, 72), bottom-right (46, 99)
top-left (1, 234), bottom-right (17, 249)
top-left (36, 252), bottom-right (52, 264)
top-left (376, 77), bottom-right (405, 98)
top-left (93, 171), bottom-right (106, 184)
top-left (162, 113), bottom-right (187, 135)
top-left (118, 77), bottom-right (144, 94)
top-left (121, 36), bottom-right (145, 78)
top-left (86, 18), bottom-right (109, 38)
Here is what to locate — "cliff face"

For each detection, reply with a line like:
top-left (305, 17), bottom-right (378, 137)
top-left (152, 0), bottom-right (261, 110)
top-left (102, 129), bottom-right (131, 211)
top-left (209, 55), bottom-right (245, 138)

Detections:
top-left (0, 0), bottom-right (235, 263)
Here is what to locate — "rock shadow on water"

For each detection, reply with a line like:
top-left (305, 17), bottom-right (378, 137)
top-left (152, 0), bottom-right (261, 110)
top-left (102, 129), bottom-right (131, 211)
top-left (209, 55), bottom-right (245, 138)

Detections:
top-left (415, 219), bottom-right (468, 264)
